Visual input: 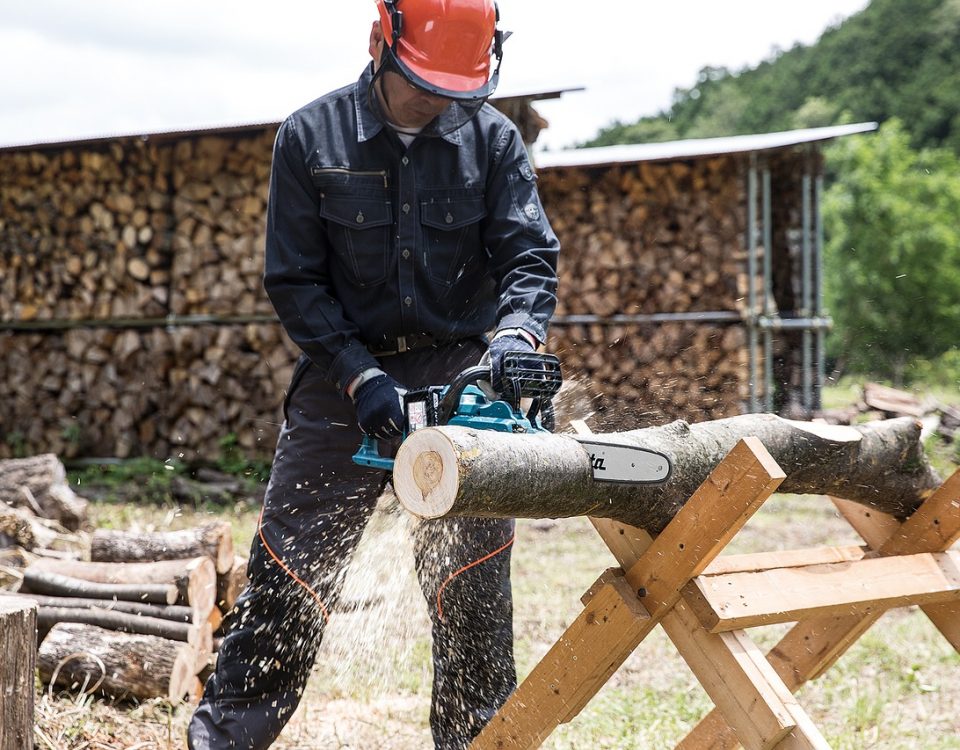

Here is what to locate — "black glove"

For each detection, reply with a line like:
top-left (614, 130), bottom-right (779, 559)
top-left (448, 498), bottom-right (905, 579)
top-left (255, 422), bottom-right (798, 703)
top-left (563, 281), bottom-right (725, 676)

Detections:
top-left (488, 334), bottom-right (535, 398)
top-left (353, 374), bottom-right (406, 439)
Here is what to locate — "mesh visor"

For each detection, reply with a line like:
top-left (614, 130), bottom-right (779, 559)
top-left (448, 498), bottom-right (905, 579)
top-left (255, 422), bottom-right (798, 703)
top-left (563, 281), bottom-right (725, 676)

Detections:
top-left (368, 48), bottom-right (493, 138)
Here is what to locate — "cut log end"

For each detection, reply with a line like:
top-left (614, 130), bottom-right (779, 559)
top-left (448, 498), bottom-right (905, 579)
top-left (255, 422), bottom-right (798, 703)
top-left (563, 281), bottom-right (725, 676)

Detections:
top-left (394, 429), bottom-right (460, 518)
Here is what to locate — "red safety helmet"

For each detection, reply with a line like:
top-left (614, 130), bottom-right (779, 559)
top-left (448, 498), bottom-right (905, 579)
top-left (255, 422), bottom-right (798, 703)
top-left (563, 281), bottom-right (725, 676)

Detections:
top-left (376, 0), bottom-right (505, 103)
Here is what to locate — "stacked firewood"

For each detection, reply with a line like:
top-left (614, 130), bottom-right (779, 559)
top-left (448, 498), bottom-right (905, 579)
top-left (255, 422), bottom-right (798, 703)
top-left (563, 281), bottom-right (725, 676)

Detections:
top-left (550, 323), bottom-right (749, 429)
top-left (169, 132), bottom-right (275, 317)
top-left (0, 140), bottom-right (175, 323)
top-left (0, 323), bottom-right (299, 460)
top-left (538, 157), bottom-right (754, 424)
top-left (538, 158), bottom-right (749, 319)
top-left (818, 382), bottom-right (960, 443)
top-left (0, 454), bottom-right (249, 703)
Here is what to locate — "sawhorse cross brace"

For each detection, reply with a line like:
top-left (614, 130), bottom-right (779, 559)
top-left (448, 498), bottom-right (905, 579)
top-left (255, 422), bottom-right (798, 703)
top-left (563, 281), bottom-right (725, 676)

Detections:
top-left (470, 432), bottom-right (960, 750)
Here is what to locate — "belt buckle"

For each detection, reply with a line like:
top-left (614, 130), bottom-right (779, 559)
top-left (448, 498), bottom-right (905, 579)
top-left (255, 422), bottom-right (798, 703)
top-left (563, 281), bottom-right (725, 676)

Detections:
top-left (396, 335), bottom-right (408, 354)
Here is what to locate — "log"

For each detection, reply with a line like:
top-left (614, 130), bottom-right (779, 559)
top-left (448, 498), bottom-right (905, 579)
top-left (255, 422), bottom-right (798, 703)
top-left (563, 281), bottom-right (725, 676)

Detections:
top-left (0, 599), bottom-right (36, 750)
top-left (35, 605), bottom-right (205, 645)
top-left (0, 591), bottom-right (196, 623)
top-left (27, 556), bottom-right (216, 614)
top-left (90, 521), bottom-right (235, 574)
top-left (0, 454), bottom-right (88, 529)
top-left (38, 622), bottom-right (196, 702)
top-left (216, 554), bottom-right (248, 612)
top-left (22, 568), bottom-right (178, 605)
top-left (393, 415), bottom-right (941, 533)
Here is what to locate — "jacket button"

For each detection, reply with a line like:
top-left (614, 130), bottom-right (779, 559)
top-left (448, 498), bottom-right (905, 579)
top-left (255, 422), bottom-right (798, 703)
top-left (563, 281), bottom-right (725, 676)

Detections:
top-left (445, 213), bottom-right (454, 224)
top-left (355, 211), bottom-right (365, 224)
top-left (401, 156), bottom-right (409, 166)
top-left (402, 203), bottom-right (411, 214)
top-left (402, 249), bottom-right (411, 260)
top-left (404, 296), bottom-right (413, 306)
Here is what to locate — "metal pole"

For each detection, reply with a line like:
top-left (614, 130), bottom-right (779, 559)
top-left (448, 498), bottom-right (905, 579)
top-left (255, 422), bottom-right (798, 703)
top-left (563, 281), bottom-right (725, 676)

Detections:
top-left (762, 167), bottom-right (773, 412)
top-left (801, 171), bottom-right (813, 413)
top-left (815, 173), bottom-right (826, 411)
top-left (747, 156), bottom-right (759, 413)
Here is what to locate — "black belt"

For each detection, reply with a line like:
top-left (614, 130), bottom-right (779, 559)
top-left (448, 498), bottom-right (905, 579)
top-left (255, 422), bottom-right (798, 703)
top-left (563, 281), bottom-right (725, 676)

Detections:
top-left (367, 333), bottom-right (444, 357)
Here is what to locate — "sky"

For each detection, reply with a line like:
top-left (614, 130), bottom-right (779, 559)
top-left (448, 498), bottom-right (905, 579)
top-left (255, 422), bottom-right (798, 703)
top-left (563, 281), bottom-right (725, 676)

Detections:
top-left (0, 0), bottom-right (870, 153)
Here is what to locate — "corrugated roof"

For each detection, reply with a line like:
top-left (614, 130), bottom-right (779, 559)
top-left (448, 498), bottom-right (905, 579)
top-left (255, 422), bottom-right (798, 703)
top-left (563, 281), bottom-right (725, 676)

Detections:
top-left (534, 122), bottom-right (878, 169)
top-left (0, 87), bottom-right (585, 153)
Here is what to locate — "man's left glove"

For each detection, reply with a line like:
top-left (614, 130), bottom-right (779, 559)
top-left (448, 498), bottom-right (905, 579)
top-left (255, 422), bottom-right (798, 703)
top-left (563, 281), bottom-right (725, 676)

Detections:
top-left (487, 333), bottom-right (535, 398)
top-left (352, 373), bottom-right (407, 439)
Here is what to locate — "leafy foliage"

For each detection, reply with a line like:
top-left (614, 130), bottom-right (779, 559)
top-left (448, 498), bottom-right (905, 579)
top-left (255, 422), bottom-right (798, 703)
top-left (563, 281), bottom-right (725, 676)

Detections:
top-left (822, 121), bottom-right (960, 380)
top-left (584, 0), bottom-right (960, 154)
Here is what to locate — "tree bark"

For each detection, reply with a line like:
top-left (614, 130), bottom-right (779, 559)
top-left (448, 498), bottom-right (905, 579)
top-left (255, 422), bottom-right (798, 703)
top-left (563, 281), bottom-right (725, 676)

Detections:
top-left (21, 568), bottom-right (179, 605)
top-left (0, 454), bottom-right (88, 529)
top-left (393, 415), bottom-right (942, 533)
top-left (0, 599), bottom-right (35, 750)
top-left (38, 622), bottom-right (196, 702)
top-left (0, 591), bottom-right (195, 623)
top-left (90, 521), bottom-right (234, 574)
top-left (26, 556), bottom-right (216, 614)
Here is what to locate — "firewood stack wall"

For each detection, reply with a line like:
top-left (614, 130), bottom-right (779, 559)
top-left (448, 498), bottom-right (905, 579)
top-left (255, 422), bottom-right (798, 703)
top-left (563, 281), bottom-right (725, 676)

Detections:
top-left (537, 156), bottom-right (760, 430)
top-left (1, 124), bottom-right (810, 459)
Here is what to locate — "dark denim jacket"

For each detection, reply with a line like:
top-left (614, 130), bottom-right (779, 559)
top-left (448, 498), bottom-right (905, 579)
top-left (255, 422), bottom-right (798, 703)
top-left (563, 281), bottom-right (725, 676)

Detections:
top-left (263, 64), bottom-right (560, 393)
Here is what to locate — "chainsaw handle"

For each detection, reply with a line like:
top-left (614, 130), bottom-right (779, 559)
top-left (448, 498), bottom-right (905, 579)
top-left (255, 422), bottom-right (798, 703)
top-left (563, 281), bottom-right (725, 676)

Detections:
top-left (437, 365), bottom-right (491, 425)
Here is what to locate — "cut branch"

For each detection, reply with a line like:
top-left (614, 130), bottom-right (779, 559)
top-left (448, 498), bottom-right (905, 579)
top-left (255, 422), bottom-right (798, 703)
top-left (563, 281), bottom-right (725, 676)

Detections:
top-left (21, 569), bottom-right (178, 605)
top-left (394, 415), bottom-right (941, 532)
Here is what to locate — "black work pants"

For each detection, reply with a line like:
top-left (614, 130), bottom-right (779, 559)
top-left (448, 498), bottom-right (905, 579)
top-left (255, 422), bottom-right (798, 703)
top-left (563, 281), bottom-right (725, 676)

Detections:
top-left (189, 339), bottom-right (516, 749)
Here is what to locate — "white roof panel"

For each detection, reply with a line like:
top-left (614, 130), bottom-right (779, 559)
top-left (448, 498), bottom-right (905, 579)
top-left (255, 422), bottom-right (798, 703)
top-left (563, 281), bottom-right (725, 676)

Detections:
top-left (535, 122), bottom-right (878, 169)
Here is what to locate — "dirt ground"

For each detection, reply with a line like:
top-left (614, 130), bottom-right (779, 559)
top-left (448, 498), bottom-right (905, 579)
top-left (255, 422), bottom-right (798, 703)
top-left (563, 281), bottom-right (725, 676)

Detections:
top-left (35, 488), bottom-right (960, 749)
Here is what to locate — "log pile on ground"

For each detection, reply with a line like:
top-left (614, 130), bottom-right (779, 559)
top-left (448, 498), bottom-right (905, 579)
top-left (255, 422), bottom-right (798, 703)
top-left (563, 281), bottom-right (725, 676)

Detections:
top-left (538, 157), bottom-right (755, 425)
top-left (1, 455), bottom-right (249, 702)
top-left (818, 382), bottom-right (960, 443)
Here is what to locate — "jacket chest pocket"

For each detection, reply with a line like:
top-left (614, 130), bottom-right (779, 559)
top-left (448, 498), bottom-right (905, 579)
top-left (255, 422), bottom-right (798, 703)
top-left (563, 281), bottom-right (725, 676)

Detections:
top-left (420, 195), bottom-right (487, 286)
top-left (320, 194), bottom-right (393, 287)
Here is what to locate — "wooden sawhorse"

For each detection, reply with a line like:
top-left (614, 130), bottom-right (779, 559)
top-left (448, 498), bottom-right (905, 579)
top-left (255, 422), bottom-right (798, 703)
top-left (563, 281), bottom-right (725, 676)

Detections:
top-left (470, 435), bottom-right (960, 750)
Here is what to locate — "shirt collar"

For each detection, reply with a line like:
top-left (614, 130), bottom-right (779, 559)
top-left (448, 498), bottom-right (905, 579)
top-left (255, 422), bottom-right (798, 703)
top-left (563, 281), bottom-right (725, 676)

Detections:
top-left (354, 63), bottom-right (463, 146)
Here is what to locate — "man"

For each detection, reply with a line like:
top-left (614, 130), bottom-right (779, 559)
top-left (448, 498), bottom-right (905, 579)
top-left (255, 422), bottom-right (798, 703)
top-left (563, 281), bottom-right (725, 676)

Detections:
top-left (189, 0), bottom-right (559, 747)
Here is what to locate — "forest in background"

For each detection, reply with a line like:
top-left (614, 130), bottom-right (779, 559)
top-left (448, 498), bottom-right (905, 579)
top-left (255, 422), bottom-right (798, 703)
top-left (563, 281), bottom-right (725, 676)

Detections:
top-left (582, 0), bottom-right (960, 386)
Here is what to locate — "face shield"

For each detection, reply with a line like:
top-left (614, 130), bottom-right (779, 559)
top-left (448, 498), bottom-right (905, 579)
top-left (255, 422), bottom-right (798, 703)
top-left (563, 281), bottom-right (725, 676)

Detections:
top-left (371, 0), bottom-right (506, 138)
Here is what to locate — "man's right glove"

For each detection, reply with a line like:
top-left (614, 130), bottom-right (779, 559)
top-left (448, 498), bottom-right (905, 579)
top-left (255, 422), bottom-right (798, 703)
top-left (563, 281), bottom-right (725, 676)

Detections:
top-left (487, 333), bottom-right (536, 399)
top-left (352, 373), bottom-right (406, 439)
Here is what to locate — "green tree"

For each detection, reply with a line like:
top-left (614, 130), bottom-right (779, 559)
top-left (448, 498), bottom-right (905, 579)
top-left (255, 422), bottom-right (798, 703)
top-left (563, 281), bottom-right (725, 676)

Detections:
top-left (822, 120), bottom-right (960, 382)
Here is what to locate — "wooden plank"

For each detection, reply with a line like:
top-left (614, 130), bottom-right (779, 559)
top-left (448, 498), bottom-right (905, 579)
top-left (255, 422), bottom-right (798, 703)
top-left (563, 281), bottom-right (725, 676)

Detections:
top-left (703, 545), bottom-right (867, 576)
top-left (590, 518), bottom-right (830, 749)
top-left (622, 437), bottom-right (786, 611)
top-left (829, 498), bottom-right (900, 551)
top-left (679, 469), bottom-right (960, 750)
top-left (686, 551), bottom-right (960, 632)
top-left (663, 600), bottom-right (799, 750)
top-left (470, 439), bottom-right (785, 750)
top-left (470, 574), bottom-right (650, 750)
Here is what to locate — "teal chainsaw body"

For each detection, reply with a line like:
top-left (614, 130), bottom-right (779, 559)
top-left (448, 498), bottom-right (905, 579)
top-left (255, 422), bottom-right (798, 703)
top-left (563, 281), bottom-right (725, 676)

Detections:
top-left (351, 351), bottom-right (672, 484)
top-left (352, 351), bottom-right (560, 472)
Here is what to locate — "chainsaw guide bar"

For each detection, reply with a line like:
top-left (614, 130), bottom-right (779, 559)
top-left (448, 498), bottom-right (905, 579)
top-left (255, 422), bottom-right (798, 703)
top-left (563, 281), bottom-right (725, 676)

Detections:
top-left (573, 438), bottom-right (672, 484)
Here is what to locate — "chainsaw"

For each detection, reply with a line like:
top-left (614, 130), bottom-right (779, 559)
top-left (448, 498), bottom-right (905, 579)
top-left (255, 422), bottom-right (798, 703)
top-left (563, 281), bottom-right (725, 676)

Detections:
top-left (352, 351), bottom-right (672, 484)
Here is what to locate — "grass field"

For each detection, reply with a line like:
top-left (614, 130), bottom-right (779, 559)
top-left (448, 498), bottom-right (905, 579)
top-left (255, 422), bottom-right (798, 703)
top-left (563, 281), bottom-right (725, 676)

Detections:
top-left (35, 397), bottom-right (960, 749)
